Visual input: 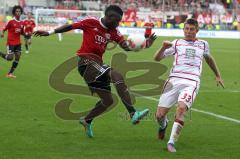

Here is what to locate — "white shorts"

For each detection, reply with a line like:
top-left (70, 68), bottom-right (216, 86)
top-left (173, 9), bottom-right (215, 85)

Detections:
top-left (158, 77), bottom-right (200, 108)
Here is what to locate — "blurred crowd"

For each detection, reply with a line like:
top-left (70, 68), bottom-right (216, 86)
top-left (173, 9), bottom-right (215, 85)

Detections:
top-left (53, 0), bottom-right (239, 11)
top-left (1, 0), bottom-right (240, 31)
top-left (52, 0), bottom-right (240, 30)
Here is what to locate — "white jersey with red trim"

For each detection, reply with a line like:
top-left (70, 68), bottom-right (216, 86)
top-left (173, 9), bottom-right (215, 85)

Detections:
top-left (163, 39), bottom-right (210, 82)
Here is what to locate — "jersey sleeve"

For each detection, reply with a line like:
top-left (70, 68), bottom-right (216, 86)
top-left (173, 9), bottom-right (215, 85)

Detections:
top-left (112, 29), bottom-right (124, 44)
top-left (72, 17), bottom-right (94, 30)
top-left (203, 41), bottom-right (210, 56)
top-left (163, 39), bottom-right (177, 57)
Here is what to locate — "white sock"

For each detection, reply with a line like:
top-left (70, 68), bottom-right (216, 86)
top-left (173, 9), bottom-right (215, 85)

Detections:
top-left (168, 121), bottom-right (183, 144)
top-left (58, 33), bottom-right (62, 41)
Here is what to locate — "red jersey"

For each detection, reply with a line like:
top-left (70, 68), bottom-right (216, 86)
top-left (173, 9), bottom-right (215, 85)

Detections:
top-left (3, 18), bottom-right (23, 45)
top-left (144, 22), bottom-right (154, 36)
top-left (23, 19), bottom-right (36, 35)
top-left (72, 17), bottom-right (124, 62)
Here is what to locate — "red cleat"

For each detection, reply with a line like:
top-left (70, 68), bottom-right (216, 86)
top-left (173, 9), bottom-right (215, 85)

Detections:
top-left (158, 122), bottom-right (168, 140)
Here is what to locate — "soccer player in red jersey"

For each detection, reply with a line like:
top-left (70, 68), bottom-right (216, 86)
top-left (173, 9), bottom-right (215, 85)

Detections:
top-left (144, 16), bottom-right (155, 38)
top-left (34, 5), bottom-right (157, 137)
top-left (0, 5), bottom-right (24, 78)
top-left (23, 12), bottom-right (35, 54)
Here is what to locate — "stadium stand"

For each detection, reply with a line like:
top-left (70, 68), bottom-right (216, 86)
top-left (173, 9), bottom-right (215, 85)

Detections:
top-left (0, 0), bottom-right (239, 30)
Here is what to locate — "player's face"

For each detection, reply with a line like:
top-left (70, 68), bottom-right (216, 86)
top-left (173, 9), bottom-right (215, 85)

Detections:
top-left (105, 11), bottom-right (122, 29)
top-left (27, 13), bottom-right (32, 19)
top-left (15, 8), bottom-right (22, 18)
top-left (183, 24), bottom-right (199, 40)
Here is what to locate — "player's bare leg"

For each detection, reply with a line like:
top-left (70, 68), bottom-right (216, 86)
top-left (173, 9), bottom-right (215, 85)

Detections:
top-left (28, 39), bottom-right (32, 46)
top-left (25, 38), bottom-right (31, 53)
top-left (0, 51), bottom-right (15, 78)
top-left (7, 52), bottom-right (21, 78)
top-left (156, 107), bottom-right (170, 140)
top-left (79, 88), bottom-right (113, 138)
top-left (110, 70), bottom-right (149, 124)
top-left (28, 39), bottom-right (32, 52)
top-left (24, 39), bottom-right (29, 53)
top-left (85, 88), bottom-right (113, 122)
top-left (167, 101), bottom-right (187, 152)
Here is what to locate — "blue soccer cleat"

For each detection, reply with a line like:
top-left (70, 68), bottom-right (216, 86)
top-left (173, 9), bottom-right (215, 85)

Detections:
top-left (79, 117), bottom-right (93, 138)
top-left (131, 109), bottom-right (149, 125)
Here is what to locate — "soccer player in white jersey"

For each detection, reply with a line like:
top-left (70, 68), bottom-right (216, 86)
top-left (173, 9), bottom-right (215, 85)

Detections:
top-left (154, 18), bottom-right (224, 152)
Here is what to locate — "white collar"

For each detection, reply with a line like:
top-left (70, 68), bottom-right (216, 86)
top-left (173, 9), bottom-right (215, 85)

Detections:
top-left (13, 17), bottom-right (21, 22)
top-left (99, 18), bottom-right (108, 29)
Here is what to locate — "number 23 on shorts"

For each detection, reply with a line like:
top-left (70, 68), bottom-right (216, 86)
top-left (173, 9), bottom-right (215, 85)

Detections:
top-left (181, 93), bottom-right (192, 103)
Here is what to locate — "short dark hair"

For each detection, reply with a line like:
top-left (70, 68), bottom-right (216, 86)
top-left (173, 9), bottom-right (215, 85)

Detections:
top-left (105, 5), bottom-right (123, 16)
top-left (12, 5), bottom-right (23, 15)
top-left (184, 18), bottom-right (199, 29)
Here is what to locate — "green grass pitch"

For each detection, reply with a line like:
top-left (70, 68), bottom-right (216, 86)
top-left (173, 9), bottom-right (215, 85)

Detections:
top-left (0, 34), bottom-right (239, 159)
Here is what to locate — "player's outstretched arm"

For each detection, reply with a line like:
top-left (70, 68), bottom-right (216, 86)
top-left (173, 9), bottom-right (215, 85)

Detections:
top-left (1, 22), bottom-right (9, 38)
top-left (34, 24), bottom-right (73, 37)
top-left (204, 54), bottom-right (224, 88)
top-left (154, 41), bottom-right (172, 61)
top-left (0, 30), bottom-right (6, 38)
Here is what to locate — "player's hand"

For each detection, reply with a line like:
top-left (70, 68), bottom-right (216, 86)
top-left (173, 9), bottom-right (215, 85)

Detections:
top-left (33, 30), bottom-right (49, 37)
top-left (215, 76), bottom-right (224, 88)
top-left (146, 33), bottom-right (157, 48)
top-left (162, 41), bottom-right (173, 49)
top-left (119, 40), bottom-right (131, 51)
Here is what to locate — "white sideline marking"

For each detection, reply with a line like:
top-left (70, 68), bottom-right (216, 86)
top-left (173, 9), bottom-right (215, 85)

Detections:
top-left (200, 90), bottom-right (240, 93)
top-left (191, 108), bottom-right (240, 124)
top-left (137, 95), bottom-right (240, 124)
top-left (132, 88), bottom-right (240, 93)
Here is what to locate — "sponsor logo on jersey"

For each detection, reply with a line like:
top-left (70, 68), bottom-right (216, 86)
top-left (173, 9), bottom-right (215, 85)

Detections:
top-left (95, 35), bottom-right (107, 44)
